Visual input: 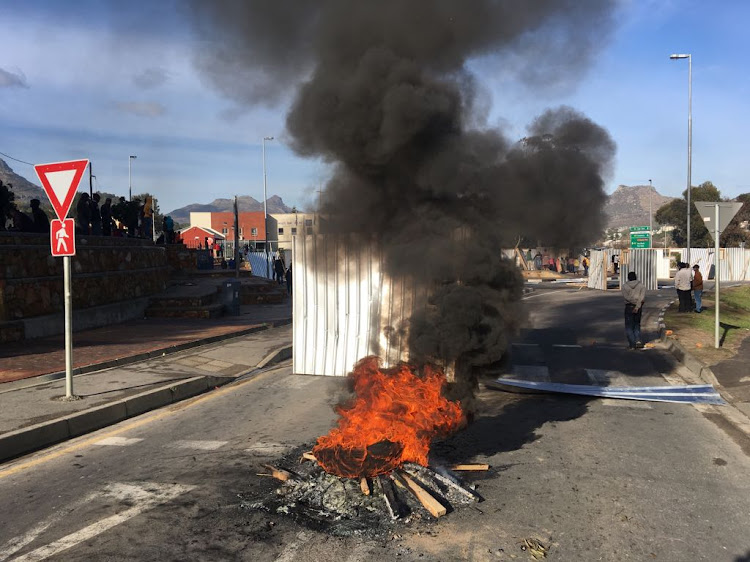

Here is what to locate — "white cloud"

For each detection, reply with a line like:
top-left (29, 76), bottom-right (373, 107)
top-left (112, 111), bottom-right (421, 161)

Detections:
top-left (114, 101), bottom-right (167, 117)
top-left (0, 67), bottom-right (28, 88)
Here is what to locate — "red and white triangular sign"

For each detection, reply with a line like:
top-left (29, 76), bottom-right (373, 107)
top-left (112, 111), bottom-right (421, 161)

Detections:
top-left (34, 159), bottom-right (89, 221)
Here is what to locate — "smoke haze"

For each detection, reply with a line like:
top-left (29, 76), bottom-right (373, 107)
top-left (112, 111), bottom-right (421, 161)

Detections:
top-left (189, 0), bottom-right (618, 398)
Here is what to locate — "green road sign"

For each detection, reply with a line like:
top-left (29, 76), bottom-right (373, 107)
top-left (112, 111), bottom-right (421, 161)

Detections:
top-left (630, 226), bottom-right (651, 249)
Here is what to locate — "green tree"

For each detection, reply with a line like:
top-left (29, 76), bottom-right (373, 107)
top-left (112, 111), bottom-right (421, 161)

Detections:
top-left (655, 182), bottom-right (750, 247)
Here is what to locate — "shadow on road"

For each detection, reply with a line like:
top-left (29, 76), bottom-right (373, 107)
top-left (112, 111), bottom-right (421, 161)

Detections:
top-left (432, 394), bottom-right (590, 463)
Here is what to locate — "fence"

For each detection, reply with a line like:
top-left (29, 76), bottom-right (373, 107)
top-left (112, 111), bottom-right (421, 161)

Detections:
top-left (618, 249), bottom-right (658, 291)
top-left (672, 248), bottom-right (750, 281)
top-left (292, 235), bottom-right (428, 377)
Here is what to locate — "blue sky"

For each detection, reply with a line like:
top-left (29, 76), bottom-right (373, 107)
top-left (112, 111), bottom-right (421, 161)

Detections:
top-left (1, 1), bottom-right (749, 214)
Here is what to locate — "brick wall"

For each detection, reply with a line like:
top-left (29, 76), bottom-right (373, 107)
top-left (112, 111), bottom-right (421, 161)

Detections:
top-left (0, 232), bottom-right (169, 323)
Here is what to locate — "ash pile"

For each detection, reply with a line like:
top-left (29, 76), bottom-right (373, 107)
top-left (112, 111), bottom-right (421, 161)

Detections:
top-left (243, 445), bottom-right (485, 537)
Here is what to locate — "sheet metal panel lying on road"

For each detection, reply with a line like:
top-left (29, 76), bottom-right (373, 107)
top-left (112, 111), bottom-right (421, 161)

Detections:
top-left (487, 378), bottom-right (726, 405)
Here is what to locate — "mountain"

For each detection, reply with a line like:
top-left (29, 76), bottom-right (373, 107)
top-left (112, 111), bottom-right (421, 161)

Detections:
top-left (604, 184), bottom-right (675, 230)
top-left (0, 158), bottom-right (47, 209)
top-left (167, 195), bottom-right (294, 225)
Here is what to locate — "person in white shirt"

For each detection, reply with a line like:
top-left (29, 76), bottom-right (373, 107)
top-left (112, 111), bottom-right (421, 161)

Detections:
top-left (674, 262), bottom-right (693, 312)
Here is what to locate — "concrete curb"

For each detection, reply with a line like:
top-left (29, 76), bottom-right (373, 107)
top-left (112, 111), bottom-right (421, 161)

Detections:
top-left (0, 342), bottom-right (295, 464)
top-left (0, 374), bottom-right (230, 464)
top-left (2, 319), bottom-right (292, 392)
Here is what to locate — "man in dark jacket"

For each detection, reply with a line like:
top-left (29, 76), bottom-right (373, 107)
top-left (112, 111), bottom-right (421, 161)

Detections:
top-left (622, 271), bottom-right (646, 349)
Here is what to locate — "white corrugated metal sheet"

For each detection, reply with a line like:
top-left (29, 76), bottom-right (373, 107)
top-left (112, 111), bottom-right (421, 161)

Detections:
top-left (292, 235), bottom-right (428, 376)
top-left (619, 249), bottom-right (658, 290)
top-left (587, 250), bottom-right (607, 290)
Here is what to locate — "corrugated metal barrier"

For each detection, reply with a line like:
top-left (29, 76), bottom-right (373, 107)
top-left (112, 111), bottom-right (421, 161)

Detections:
top-left (292, 235), bottom-right (428, 377)
top-left (619, 249), bottom-right (658, 291)
top-left (587, 250), bottom-right (607, 290)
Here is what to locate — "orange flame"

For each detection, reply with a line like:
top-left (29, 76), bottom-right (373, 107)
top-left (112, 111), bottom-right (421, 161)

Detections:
top-left (313, 356), bottom-right (465, 478)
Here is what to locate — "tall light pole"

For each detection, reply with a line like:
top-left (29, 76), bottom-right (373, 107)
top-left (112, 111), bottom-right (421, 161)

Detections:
top-left (262, 136), bottom-right (274, 279)
top-left (128, 155), bottom-right (137, 201)
top-left (670, 53), bottom-right (692, 262)
top-left (648, 179), bottom-right (653, 236)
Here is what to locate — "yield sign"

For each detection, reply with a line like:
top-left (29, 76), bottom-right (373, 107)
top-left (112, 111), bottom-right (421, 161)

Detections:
top-left (694, 202), bottom-right (744, 241)
top-left (34, 159), bottom-right (89, 221)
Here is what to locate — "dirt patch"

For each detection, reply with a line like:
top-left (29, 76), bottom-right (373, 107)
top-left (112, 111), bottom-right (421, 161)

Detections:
top-left (664, 286), bottom-right (750, 366)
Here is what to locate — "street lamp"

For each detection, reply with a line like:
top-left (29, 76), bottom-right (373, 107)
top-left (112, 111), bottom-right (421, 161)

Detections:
top-left (262, 136), bottom-right (274, 278)
top-left (128, 155), bottom-right (137, 201)
top-left (648, 179), bottom-right (653, 237)
top-left (670, 53), bottom-right (692, 262)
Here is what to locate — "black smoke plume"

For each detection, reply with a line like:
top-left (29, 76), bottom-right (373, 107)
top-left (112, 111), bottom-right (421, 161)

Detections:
top-left (189, 1), bottom-right (617, 400)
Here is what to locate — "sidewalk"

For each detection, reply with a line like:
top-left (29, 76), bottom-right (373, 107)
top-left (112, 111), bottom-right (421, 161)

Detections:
top-left (660, 299), bottom-right (750, 429)
top-left (0, 301), bottom-right (293, 463)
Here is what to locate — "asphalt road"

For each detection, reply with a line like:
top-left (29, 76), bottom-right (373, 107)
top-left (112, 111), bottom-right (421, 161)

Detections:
top-left (0, 287), bottom-right (749, 561)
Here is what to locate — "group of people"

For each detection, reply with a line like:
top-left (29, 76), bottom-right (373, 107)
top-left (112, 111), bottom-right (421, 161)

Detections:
top-left (531, 252), bottom-right (590, 276)
top-left (75, 193), bottom-right (113, 236)
top-left (621, 261), bottom-right (704, 350)
top-left (8, 199), bottom-right (50, 233)
top-left (674, 262), bottom-right (703, 313)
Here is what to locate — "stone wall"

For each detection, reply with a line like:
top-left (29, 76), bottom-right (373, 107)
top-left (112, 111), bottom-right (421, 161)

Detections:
top-left (0, 232), bottom-right (170, 341)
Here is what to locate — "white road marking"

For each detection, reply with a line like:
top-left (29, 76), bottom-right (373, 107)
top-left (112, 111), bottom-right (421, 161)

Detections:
top-left (10, 482), bottom-right (194, 562)
top-left (552, 344), bottom-right (582, 348)
top-left (171, 440), bottom-right (227, 451)
top-left (246, 442), bottom-right (294, 455)
top-left (94, 437), bottom-right (144, 447)
top-left (0, 491), bottom-right (101, 561)
top-left (510, 365), bottom-right (550, 381)
top-left (274, 531), bottom-right (312, 562)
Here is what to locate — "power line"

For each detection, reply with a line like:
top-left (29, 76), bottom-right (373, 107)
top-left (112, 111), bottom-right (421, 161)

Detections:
top-left (0, 150), bottom-right (34, 166)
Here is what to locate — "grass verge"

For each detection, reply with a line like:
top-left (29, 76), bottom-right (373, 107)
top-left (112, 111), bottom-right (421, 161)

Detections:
top-left (663, 285), bottom-right (750, 366)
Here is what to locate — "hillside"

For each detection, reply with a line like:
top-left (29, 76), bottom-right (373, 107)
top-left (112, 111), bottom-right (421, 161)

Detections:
top-left (604, 184), bottom-right (675, 230)
top-left (167, 195), bottom-right (293, 225)
top-left (0, 158), bottom-right (47, 210)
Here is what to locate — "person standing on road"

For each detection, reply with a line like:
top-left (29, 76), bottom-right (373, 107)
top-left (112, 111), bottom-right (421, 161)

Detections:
top-left (692, 264), bottom-right (703, 313)
top-left (674, 262), bottom-right (693, 312)
top-left (622, 271), bottom-right (646, 349)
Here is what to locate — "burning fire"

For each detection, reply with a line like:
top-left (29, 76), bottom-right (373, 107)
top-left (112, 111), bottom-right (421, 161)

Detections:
top-left (313, 356), bottom-right (465, 479)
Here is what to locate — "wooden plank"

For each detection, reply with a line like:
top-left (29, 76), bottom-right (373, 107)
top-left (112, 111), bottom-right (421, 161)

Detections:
top-left (262, 464), bottom-right (295, 482)
top-left (451, 463), bottom-right (489, 471)
top-left (396, 471), bottom-right (446, 518)
top-left (360, 478), bottom-right (371, 496)
top-left (300, 452), bottom-right (317, 462)
top-left (403, 463), bottom-right (479, 501)
top-left (377, 475), bottom-right (401, 520)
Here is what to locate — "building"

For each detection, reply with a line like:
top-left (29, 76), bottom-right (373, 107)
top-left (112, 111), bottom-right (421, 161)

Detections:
top-left (274, 212), bottom-right (320, 250)
top-left (178, 226), bottom-right (224, 249)
top-left (189, 211), bottom-right (278, 251)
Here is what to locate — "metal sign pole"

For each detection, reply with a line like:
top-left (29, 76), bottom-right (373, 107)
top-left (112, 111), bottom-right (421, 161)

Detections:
top-left (63, 255), bottom-right (75, 398)
top-left (714, 204), bottom-right (720, 349)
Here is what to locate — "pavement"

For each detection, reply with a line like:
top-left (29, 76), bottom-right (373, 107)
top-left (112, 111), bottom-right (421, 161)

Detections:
top-left (655, 288), bottom-right (750, 430)
top-left (0, 300), bottom-right (294, 463)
